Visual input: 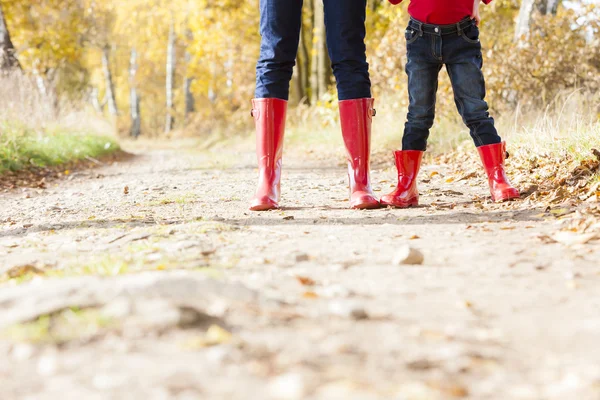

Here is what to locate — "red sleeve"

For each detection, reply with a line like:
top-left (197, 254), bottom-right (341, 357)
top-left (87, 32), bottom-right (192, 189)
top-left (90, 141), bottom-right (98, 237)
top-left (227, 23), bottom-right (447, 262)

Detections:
top-left (388, 0), bottom-right (403, 4)
top-left (482, 0), bottom-right (493, 4)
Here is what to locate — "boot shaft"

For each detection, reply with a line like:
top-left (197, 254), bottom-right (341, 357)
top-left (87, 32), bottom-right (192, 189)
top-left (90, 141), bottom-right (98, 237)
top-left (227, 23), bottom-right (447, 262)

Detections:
top-left (251, 98), bottom-right (287, 166)
top-left (477, 142), bottom-right (507, 178)
top-left (339, 98), bottom-right (376, 186)
top-left (394, 150), bottom-right (423, 182)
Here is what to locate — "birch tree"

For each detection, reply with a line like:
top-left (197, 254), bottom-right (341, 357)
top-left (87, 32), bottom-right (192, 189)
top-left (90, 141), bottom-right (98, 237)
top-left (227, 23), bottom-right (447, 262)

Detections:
top-left (0, 3), bottom-right (19, 72)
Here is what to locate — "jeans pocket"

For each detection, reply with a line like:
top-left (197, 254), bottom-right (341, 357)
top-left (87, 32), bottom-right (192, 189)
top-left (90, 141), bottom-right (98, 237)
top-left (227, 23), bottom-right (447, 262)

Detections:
top-left (405, 28), bottom-right (419, 45)
top-left (460, 24), bottom-right (480, 44)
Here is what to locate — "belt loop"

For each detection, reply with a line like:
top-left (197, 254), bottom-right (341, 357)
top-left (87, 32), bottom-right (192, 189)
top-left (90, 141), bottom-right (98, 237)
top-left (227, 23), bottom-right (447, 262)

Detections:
top-left (417, 21), bottom-right (424, 37)
top-left (456, 22), bottom-right (463, 36)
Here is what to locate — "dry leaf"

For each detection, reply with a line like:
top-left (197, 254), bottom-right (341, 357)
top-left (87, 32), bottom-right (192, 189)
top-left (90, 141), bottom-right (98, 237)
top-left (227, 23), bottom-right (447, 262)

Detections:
top-left (303, 291), bottom-right (319, 299)
top-left (123, 186), bottom-right (129, 195)
top-left (7, 264), bottom-right (45, 279)
top-left (296, 276), bottom-right (316, 286)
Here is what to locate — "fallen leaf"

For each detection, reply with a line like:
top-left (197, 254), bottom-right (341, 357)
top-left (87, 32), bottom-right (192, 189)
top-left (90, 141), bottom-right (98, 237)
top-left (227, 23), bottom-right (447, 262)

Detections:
top-left (205, 325), bottom-right (232, 345)
top-left (296, 276), bottom-right (316, 286)
top-left (303, 291), bottom-right (319, 299)
top-left (124, 186), bottom-right (129, 195)
top-left (6, 264), bottom-right (45, 279)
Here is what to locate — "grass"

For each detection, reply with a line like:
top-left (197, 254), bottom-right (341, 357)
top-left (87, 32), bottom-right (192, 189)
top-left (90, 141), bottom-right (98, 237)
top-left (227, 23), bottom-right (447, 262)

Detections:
top-left (0, 73), bottom-right (119, 174)
top-left (283, 90), bottom-right (600, 161)
top-left (0, 123), bottom-right (119, 173)
top-left (3, 307), bottom-right (115, 344)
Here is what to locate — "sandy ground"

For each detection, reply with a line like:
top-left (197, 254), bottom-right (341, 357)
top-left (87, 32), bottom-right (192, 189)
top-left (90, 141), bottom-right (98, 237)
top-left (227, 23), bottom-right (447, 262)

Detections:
top-left (0, 143), bottom-right (599, 400)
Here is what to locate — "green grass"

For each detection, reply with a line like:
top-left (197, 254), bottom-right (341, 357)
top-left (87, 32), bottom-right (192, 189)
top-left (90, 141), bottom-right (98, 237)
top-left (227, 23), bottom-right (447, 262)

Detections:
top-left (0, 123), bottom-right (119, 173)
top-left (3, 307), bottom-right (115, 344)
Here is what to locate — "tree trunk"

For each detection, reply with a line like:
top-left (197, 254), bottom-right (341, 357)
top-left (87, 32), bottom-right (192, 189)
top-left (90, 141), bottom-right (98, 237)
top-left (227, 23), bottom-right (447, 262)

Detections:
top-left (309, 0), bottom-right (319, 104)
top-left (165, 20), bottom-right (176, 134)
top-left (184, 51), bottom-right (195, 122)
top-left (516, 0), bottom-right (561, 43)
top-left (314, 0), bottom-right (329, 99)
top-left (102, 46), bottom-right (118, 116)
top-left (544, 0), bottom-right (560, 15)
top-left (298, 20), bottom-right (310, 104)
top-left (515, 0), bottom-right (536, 44)
top-left (0, 4), bottom-right (20, 72)
top-left (290, 65), bottom-right (302, 106)
top-left (129, 47), bottom-right (141, 138)
top-left (90, 87), bottom-right (104, 114)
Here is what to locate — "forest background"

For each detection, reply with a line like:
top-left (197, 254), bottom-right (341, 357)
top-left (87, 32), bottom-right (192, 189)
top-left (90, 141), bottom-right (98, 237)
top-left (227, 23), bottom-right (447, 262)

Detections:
top-left (0, 0), bottom-right (600, 174)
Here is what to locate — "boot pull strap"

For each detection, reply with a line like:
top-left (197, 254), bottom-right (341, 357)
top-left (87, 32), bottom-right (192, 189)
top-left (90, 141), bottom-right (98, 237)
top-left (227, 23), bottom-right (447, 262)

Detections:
top-left (371, 108), bottom-right (377, 117)
top-left (250, 108), bottom-right (260, 120)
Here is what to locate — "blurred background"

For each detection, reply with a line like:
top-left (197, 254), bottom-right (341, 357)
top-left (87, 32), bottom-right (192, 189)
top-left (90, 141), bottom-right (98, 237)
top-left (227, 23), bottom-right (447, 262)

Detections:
top-left (0, 0), bottom-right (599, 166)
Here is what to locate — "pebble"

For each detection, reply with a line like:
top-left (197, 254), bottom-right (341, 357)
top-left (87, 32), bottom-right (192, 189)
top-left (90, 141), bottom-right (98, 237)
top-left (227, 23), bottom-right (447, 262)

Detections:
top-left (328, 300), bottom-right (369, 320)
top-left (268, 373), bottom-right (307, 400)
top-left (393, 245), bottom-right (425, 265)
top-left (11, 344), bottom-right (34, 361)
top-left (37, 354), bottom-right (58, 376)
top-left (294, 253), bottom-right (310, 263)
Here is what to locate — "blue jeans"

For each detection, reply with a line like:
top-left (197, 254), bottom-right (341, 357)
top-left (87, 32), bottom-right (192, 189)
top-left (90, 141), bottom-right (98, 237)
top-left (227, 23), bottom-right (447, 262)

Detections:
top-left (255, 0), bottom-right (371, 101)
top-left (403, 17), bottom-right (501, 150)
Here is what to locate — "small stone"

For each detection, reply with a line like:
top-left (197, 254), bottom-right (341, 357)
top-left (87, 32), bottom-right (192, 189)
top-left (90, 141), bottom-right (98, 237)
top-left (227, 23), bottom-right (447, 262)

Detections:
top-left (11, 344), bottom-right (34, 361)
top-left (329, 300), bottom-right (369, 320)
top-left (393, 246), bottom-right (424, 265)
top-left (37, 354), bottom-right (58, 376)
top-left (269, 373), bottom-right (307, 400)
top-left (295, 253), bottom-right (310, 263)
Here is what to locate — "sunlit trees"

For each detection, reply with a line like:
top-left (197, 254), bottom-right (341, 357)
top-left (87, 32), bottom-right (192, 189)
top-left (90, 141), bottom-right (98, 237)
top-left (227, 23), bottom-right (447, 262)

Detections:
top-left (0, 0), bottom-right (596, 136)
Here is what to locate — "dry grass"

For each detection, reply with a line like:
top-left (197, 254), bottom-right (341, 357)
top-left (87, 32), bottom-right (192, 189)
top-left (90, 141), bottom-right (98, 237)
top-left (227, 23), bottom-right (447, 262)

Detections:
top-left (283, 90), bottom-right (599, 161)
top-left (0, 73), bottom-right (118, 173)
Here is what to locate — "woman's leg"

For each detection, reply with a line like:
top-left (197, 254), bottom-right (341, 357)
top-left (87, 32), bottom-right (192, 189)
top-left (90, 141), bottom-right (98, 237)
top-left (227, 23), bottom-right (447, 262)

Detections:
top-left (323, 0), bottom-right (379, 209)
top-left (322, 0), bottom-right (371, 101)
top-left (255, 0), bottom-right (303, 100)
top-left (250, 0), bottom-right (302, 211)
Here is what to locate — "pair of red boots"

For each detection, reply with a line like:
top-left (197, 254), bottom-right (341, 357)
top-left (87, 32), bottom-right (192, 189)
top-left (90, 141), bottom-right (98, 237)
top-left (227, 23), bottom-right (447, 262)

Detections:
top-left (249, 98), bottom-right (519, 211)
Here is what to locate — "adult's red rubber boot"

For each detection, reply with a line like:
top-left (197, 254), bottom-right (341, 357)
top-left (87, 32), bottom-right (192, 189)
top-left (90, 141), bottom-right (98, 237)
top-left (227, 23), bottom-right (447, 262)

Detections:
top-left (339, 98), bottom-right (380, 209)
top-left (477, 142), bottom-right (520, 202)
top-left (249, 98), bottom-right (287, 211)
top-left (380, 150), bottom-right (423, 208)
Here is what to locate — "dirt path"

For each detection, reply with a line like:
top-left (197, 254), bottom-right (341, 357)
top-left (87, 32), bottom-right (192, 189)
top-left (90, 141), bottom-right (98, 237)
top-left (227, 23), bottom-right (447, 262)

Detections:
top-left (0, 145), bottom-right (599, 400)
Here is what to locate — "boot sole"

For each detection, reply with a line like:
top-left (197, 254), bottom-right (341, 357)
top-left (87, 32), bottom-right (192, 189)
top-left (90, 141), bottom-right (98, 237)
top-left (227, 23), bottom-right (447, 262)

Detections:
top-left (380, 203), bottom-right (418, 209)
top-left (380, 198), bottom-right (419, 208)
top-left (352, 203), bottom-right (381, 210)
top-left (249, 202), bottom-right (279, 211)
top-left (491, 191), bottom-right (521, 203)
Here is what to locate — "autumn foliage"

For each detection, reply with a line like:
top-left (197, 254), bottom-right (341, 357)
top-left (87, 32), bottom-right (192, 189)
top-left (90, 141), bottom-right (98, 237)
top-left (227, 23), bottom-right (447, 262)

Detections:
top-left (0, 0), bottom-right (598, 136)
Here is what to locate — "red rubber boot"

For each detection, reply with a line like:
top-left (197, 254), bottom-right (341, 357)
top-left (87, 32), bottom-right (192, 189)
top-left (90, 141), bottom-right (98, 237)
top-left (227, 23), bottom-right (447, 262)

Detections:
top-left (380, 150), bottom-right (423, 208)
top-left (477, 142), bottom-right (520, 202)
top-left (339, 98), bottom-right (380, 209)
top-left (249, 98), bottom-right (287, 211)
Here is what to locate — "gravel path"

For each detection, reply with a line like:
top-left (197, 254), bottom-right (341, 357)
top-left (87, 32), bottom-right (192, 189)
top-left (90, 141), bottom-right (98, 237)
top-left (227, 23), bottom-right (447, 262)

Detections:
top-left (0, 144), bottom-right (599, 400)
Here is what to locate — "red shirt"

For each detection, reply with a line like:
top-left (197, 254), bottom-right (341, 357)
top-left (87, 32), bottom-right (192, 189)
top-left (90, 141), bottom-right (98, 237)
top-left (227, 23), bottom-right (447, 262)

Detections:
top-left (389, 0), bottom-right (493, 25)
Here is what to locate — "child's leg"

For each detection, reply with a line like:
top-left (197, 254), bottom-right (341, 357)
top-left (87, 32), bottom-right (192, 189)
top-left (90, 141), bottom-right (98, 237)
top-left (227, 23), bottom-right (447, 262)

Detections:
top-left (403, 48), bottom-right (443, 151)
top-left (444, 24), bottom-right (501, 147)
